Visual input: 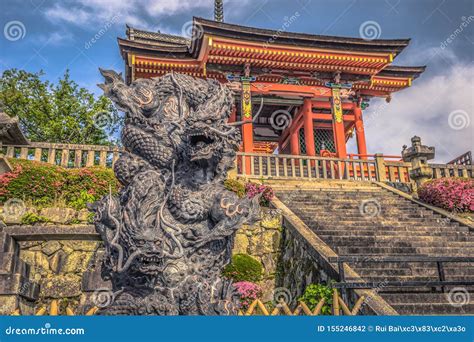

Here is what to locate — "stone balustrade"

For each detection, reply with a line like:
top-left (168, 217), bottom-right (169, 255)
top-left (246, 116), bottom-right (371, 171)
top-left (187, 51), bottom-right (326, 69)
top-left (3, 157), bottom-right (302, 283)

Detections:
top-left (2, 142), bottom-right (122, 168)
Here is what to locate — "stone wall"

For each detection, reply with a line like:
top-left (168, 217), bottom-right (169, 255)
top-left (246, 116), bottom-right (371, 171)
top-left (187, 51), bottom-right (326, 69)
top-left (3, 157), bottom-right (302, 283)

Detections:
top-left (1, 207), bottom-right (283, 313)
top-left (18, 239), bottom-right (100, 311)
top-left (277, 225), bottom-right (332, 305)
top-left (1, 206), bottom-right (92, 225)
top-left (232, 208), bottom-right (283, 301)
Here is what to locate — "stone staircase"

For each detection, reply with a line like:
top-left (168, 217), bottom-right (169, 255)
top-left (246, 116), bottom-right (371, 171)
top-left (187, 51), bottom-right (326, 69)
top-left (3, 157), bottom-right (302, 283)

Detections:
top-left (275, 181), bottom-right (474, 315)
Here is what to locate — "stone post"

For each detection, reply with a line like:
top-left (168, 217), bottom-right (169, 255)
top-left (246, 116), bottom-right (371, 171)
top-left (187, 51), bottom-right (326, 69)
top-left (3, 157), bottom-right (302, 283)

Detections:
top-left (374, 153), bottom-right (386, 182)
top-left (401, 136), bottom-right (435, 192)
top-left (0, 230), bottom-right (39, 315)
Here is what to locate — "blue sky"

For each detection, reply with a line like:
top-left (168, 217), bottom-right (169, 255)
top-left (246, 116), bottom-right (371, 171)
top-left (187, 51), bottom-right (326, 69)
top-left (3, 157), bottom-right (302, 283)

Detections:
top-left (1, 0), bottom-right (473, 161)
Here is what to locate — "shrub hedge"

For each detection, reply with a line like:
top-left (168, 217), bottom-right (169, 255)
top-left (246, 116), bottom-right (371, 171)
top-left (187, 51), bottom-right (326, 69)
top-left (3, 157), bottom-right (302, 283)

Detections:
top-left (0, 159), bottom-right (119, 209)
top-left (298, 283), bottom-right (333, 315)
top-left (418, 177), bottom-right (473, 212)
top-left (223, 253), bottom-right (263, 283)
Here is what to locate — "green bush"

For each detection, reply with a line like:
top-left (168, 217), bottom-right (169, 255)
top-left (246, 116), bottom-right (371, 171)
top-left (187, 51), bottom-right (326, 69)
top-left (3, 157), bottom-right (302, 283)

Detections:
top-left (223, 253), bottom-right (263, 282)
top-left (0, 159), bottom-right (119, 209)
top-left (20, 212), bottom-right (50, 225)
top-left (224, 178), bottom-right (246, 198)
top-left (298, 283), bottom-right (333, 315)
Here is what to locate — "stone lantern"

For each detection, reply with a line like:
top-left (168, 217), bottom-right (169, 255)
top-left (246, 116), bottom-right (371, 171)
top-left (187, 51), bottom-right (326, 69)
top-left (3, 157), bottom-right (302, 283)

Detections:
top-left (402, 136), bottom-right (435, 191)
top-left (0, 113), bottom-right (29, 173)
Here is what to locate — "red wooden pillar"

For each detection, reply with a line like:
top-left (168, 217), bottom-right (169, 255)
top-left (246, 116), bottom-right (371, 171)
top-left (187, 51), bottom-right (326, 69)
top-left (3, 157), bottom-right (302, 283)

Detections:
top-left (303, 98), bottom-right (315, 156)
top-left (241, 80), bottom-right (253, 174)
top-left (242, 119), bottom-right (253, 175)
top-left (353, 103), bottom-right (368, 159)
top-left (331, 88), bottom-right (347, 159)
top-left (290, 130), bottom-right (299, 155)
top-left (332, 121), bottom-right (347, 158)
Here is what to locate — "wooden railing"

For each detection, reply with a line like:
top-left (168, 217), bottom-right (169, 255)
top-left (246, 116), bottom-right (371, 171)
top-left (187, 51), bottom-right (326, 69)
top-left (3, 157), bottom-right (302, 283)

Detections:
top-left (240, 289), bottom-right (365, 316)
top-left (2, 142), bottom-right (122, 168)
top-left (11, 289), bottom-right (364, 316)
top-left (236, 152), bottom-right (473, 183)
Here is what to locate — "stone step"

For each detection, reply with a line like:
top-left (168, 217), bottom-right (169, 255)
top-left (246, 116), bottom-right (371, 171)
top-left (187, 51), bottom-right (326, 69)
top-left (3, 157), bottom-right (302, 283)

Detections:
top-left (318, 233), bottom-right (474, 242)
top-left (298, 205), bottom-right (440, 214)
top-left (381, 292), bottom-right (474, 304)
top-left (300, 221), bottom-right (465, 231)
top-left (355, 267), bottom-right (474, 277)
top-left (316, 230), bottom-right (471, 238)
top-left (299, 213), bottom-right (441, 221)
top-left (270, 180), bottom-right (379, 189)
top-left (299, 204), bottom-right (435, 211)
top-left (347, 261), bottom-right (474, 269)
top-left (388, 303), bottom-right (474, 315)
top-left (297, 215), bottom-right (455, 225)
top-left (300, 221), bottom-right (466, 232)
top-left (297, 206), bottom-right (437, 215)
top-left (319, 237), bottom-right (473, 248)
top-left (282, 197), bottom-right (398, 202)
top-left (278, 185), bottom-right (474, 315)
top-left (336, 246), bottom-right (474, 255)
top-left (290, 210), bottom-right (450, 220)
top-left (279, 192), bottom-right (395, 198)
top-left (289, 201), bottom-right (433, 209)
top-left (346, 275), bottom-right (474, 283)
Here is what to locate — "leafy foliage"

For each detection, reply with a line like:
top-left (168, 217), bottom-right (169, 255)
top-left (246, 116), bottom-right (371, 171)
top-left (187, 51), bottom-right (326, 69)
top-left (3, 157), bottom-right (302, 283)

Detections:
top-left (418, 177), bottom-right (474, 212)
top-left (20, 212), bottom-right (50, 225)
top-left (298, 283), bottom-right (333, 315)
top-left (0, 69), bottom-right (121, 145)
top-left (0, 159), bottom-right (119, 209)
top-left (224, 178), bottom-right (246, 198)
top-left (223, 253), bottom-right (263, 283)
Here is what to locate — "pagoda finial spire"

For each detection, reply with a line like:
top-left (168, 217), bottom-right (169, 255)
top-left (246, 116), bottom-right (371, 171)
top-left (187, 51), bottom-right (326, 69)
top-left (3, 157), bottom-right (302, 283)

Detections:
top-left (214, 0), bottom-right (224, 22)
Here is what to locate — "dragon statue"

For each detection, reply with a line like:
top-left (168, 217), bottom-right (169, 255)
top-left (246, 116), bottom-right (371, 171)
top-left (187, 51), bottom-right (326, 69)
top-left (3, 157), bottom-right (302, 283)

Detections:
top-left (93, 70), bottom-right (260, 315)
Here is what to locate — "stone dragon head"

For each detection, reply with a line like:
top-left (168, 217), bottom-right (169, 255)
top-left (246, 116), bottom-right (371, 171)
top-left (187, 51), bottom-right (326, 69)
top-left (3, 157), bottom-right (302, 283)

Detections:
top-left (93, 70), bottom-right (260, 315)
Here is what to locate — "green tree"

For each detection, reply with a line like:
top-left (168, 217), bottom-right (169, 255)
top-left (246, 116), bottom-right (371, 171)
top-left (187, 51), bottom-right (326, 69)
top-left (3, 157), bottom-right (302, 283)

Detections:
top-left (0, 68), bottom-right (121, 145)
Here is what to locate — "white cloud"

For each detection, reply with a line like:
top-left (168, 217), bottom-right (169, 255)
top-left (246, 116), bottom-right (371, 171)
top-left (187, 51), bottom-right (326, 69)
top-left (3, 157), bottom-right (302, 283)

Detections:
top-left (36, 31), bottom-right (74, 46)
top-left (44, 0), bottom-right (213, 28)
top-left (356, 62), bottom-right (474, 163)
top-left (44, 0), bottom-right (252, 31)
